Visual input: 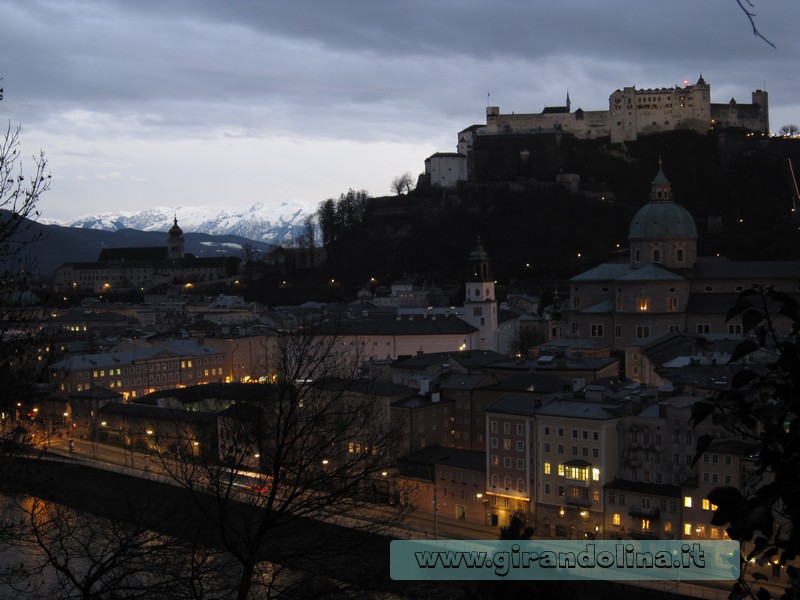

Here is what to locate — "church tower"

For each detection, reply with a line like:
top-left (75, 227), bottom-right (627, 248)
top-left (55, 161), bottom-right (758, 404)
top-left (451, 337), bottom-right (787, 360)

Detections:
top-left (167, 216), bottom-right (185, 259)
top-left (462, 237), bottom-right (499, 351)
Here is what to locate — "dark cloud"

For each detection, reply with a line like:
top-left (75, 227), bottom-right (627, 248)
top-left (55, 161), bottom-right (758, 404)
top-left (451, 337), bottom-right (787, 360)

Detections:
top-left (1, 0), bottom-right (797, 220)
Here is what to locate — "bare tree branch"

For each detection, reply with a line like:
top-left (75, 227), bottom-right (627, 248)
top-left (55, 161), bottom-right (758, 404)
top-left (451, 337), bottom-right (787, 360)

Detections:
top-left (736, 0), bottom-right (776, 48)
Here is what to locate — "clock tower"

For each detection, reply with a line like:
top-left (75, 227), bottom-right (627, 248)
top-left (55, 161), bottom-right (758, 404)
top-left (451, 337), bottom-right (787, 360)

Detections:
top-left (463, 238), bottom-right (498, 351)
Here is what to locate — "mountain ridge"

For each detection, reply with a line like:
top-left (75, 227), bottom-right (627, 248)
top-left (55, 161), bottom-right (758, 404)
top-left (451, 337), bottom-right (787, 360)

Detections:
top-left (41, 201), bottom-right (311, 245)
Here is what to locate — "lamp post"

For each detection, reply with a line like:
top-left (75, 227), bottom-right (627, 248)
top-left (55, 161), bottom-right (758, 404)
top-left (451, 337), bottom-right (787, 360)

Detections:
top-left (433, 486), bottom-right (438, 540)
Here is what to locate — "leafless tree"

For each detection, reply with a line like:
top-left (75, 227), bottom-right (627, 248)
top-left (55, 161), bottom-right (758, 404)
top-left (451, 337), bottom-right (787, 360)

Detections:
top-left (151, 320), bottom-right (407, 599)
top-left (0, 494), bottom-right (227, 600)
top-left (0, 122), bottom-right (52, 448)
top-left (779, 124), bottom-right (799, 137)
top-left (391, 173), bottom-right (415, 195)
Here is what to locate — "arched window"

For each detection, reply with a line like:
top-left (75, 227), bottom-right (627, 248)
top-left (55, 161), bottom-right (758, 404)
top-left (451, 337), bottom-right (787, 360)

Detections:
top-left (504, 476), bottom-right (512, 490)
top-left (517, 478), bottom-right (525, 492)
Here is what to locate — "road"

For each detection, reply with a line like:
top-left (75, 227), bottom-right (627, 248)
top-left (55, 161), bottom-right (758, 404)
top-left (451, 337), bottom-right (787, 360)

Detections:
top-left (41, 436), bottom-right (791, 600)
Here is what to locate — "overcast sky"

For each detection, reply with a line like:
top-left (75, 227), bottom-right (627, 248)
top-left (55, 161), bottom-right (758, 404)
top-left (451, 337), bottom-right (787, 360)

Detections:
top-left (2, 0), bottom-right (799, 223)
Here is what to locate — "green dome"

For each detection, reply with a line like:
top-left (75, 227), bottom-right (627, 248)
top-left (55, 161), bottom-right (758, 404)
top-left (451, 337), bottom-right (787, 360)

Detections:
top-left (628, 201), bottom-right (698, 240)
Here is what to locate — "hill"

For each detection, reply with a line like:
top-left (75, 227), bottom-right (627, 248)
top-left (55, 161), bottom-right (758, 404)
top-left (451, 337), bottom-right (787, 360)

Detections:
top-left (311, 131), bottom-right (800, 300)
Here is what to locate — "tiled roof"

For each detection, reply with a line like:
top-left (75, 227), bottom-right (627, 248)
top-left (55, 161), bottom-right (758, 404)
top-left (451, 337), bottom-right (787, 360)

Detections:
top-left (692, 260), bottom-right (800, 280)
top-left (399, 445), bottom-right (485, 472)
top-left (604, 478), bottom-right (681, 497)
top-left (617, 263), bottom-right (686, 282)
top-left (570, 263), bottom-right (631, 282)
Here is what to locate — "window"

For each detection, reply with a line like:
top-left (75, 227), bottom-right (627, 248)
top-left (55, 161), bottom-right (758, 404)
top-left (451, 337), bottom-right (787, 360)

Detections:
top-left (684, 496), bottom-right (693, 508)
top-left (517, 478), bottom-right (525, 492)
top-left (503, 439), bottom-right (511, 450)
top-left (728, 323), bottom-right (742, 335)
top-left (516, 441), bottom-right (524, 452)
top-left (608, 492), bottom-right (615, 504)
top-left (615, 324), bottom-right (622, 339)
top-left (667, 296), bottom-right (678, 311)
top-left (503, 423), bottom-right (511, 435)
top-left (696, 323), bottom-right (711, 334)
top-left (491, 437), bottom-right (498, 448)
top-left (676, 248), bottom-right (684, 263)
top-left (516, 423), bottom-right (524, 436)
top-left (652, 248), bottom-right (661, 263)
top-left (557, 444), bottom-right (564, 455)
top-left (557, 428), bottom-right (564, 437)
top-left (637, 297), bottom-right (649, 312)
top-left (503, 457), bottom-right (511, 468)
top-left (491, 421), bottom-right (498, 433)
top-left (590, 324), bottom-right (604, 337)
top-left (544, 426), bottom-right (550, 435)
top-left (642, 519), bottom-right (651, 530)
top-left (544, 442), bottom-right (551, 452)
top-left (636, 325), bottom-right (651, 339)
top-left (558, 486), bottom-right (565, 497)
top-left (684, 523), bottom-right (693, 536)
top-left (516, 458), bottom-right (524, 470)
top-left (544, 463), bottom-right (551, 475)
top-left (612, 513), bottom-right (621, 525)
top-left (544, 483), bottom-right (551, 495)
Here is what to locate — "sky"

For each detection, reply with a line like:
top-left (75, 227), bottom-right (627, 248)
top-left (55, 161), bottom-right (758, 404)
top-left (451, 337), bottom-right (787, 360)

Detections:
top-left (2, 0), bottom-right (799, 223)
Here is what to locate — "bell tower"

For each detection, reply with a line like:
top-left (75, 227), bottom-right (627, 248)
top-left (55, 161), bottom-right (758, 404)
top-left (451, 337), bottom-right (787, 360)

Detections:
top-left (167, 216), bottom-right (185, 259)
top-left (463, 237), bottom-right (498, 351)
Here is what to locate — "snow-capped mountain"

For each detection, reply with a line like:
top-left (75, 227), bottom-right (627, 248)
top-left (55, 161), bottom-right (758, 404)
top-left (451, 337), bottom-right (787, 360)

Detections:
top-left (53, 201), bottom-right (311, 244)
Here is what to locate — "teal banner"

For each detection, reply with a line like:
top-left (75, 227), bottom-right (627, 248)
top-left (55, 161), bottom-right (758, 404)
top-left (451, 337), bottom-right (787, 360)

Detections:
top-left (390, 540), bottom-right (740, 581)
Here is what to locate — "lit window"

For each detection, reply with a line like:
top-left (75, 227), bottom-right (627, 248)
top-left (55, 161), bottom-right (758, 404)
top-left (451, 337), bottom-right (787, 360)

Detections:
top-left (592, 468), bottom-right (600, 481)
top-left (558, 464), bottom-right (565, 476)
top-left (642, 519), bottom-right (651, 530)
top-left (612, 513), bottom-right (621, 525)
top-left (637, 297), bottom-right (649, 312)
top-left (544, 463), bottom-right (551, 475)
top-left (684, 523), bottom-right (692, 536)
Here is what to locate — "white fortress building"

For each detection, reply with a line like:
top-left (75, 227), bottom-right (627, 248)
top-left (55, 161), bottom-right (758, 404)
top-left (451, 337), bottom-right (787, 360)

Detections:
top-left (480, 75), bottom-right (768, 144)
top-left (428, 75), bottom-right (769, 188)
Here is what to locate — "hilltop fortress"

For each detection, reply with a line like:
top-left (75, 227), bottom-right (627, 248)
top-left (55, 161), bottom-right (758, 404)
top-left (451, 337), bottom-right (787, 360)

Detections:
top-left (479, 75), bottom-right (768, 144)
top-left (423, 75), bottom-right (769, 188)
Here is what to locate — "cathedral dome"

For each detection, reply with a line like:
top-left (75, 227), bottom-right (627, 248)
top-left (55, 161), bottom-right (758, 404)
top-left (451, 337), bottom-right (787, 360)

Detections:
top-left (628, 167), bottom-right (698, 240)
top-left (628, 202), bottom-right (698, 240)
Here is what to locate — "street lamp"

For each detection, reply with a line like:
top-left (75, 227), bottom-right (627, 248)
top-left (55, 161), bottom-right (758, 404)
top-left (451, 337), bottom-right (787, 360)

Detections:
top-left (433, 486), bottom-right (439, 539)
